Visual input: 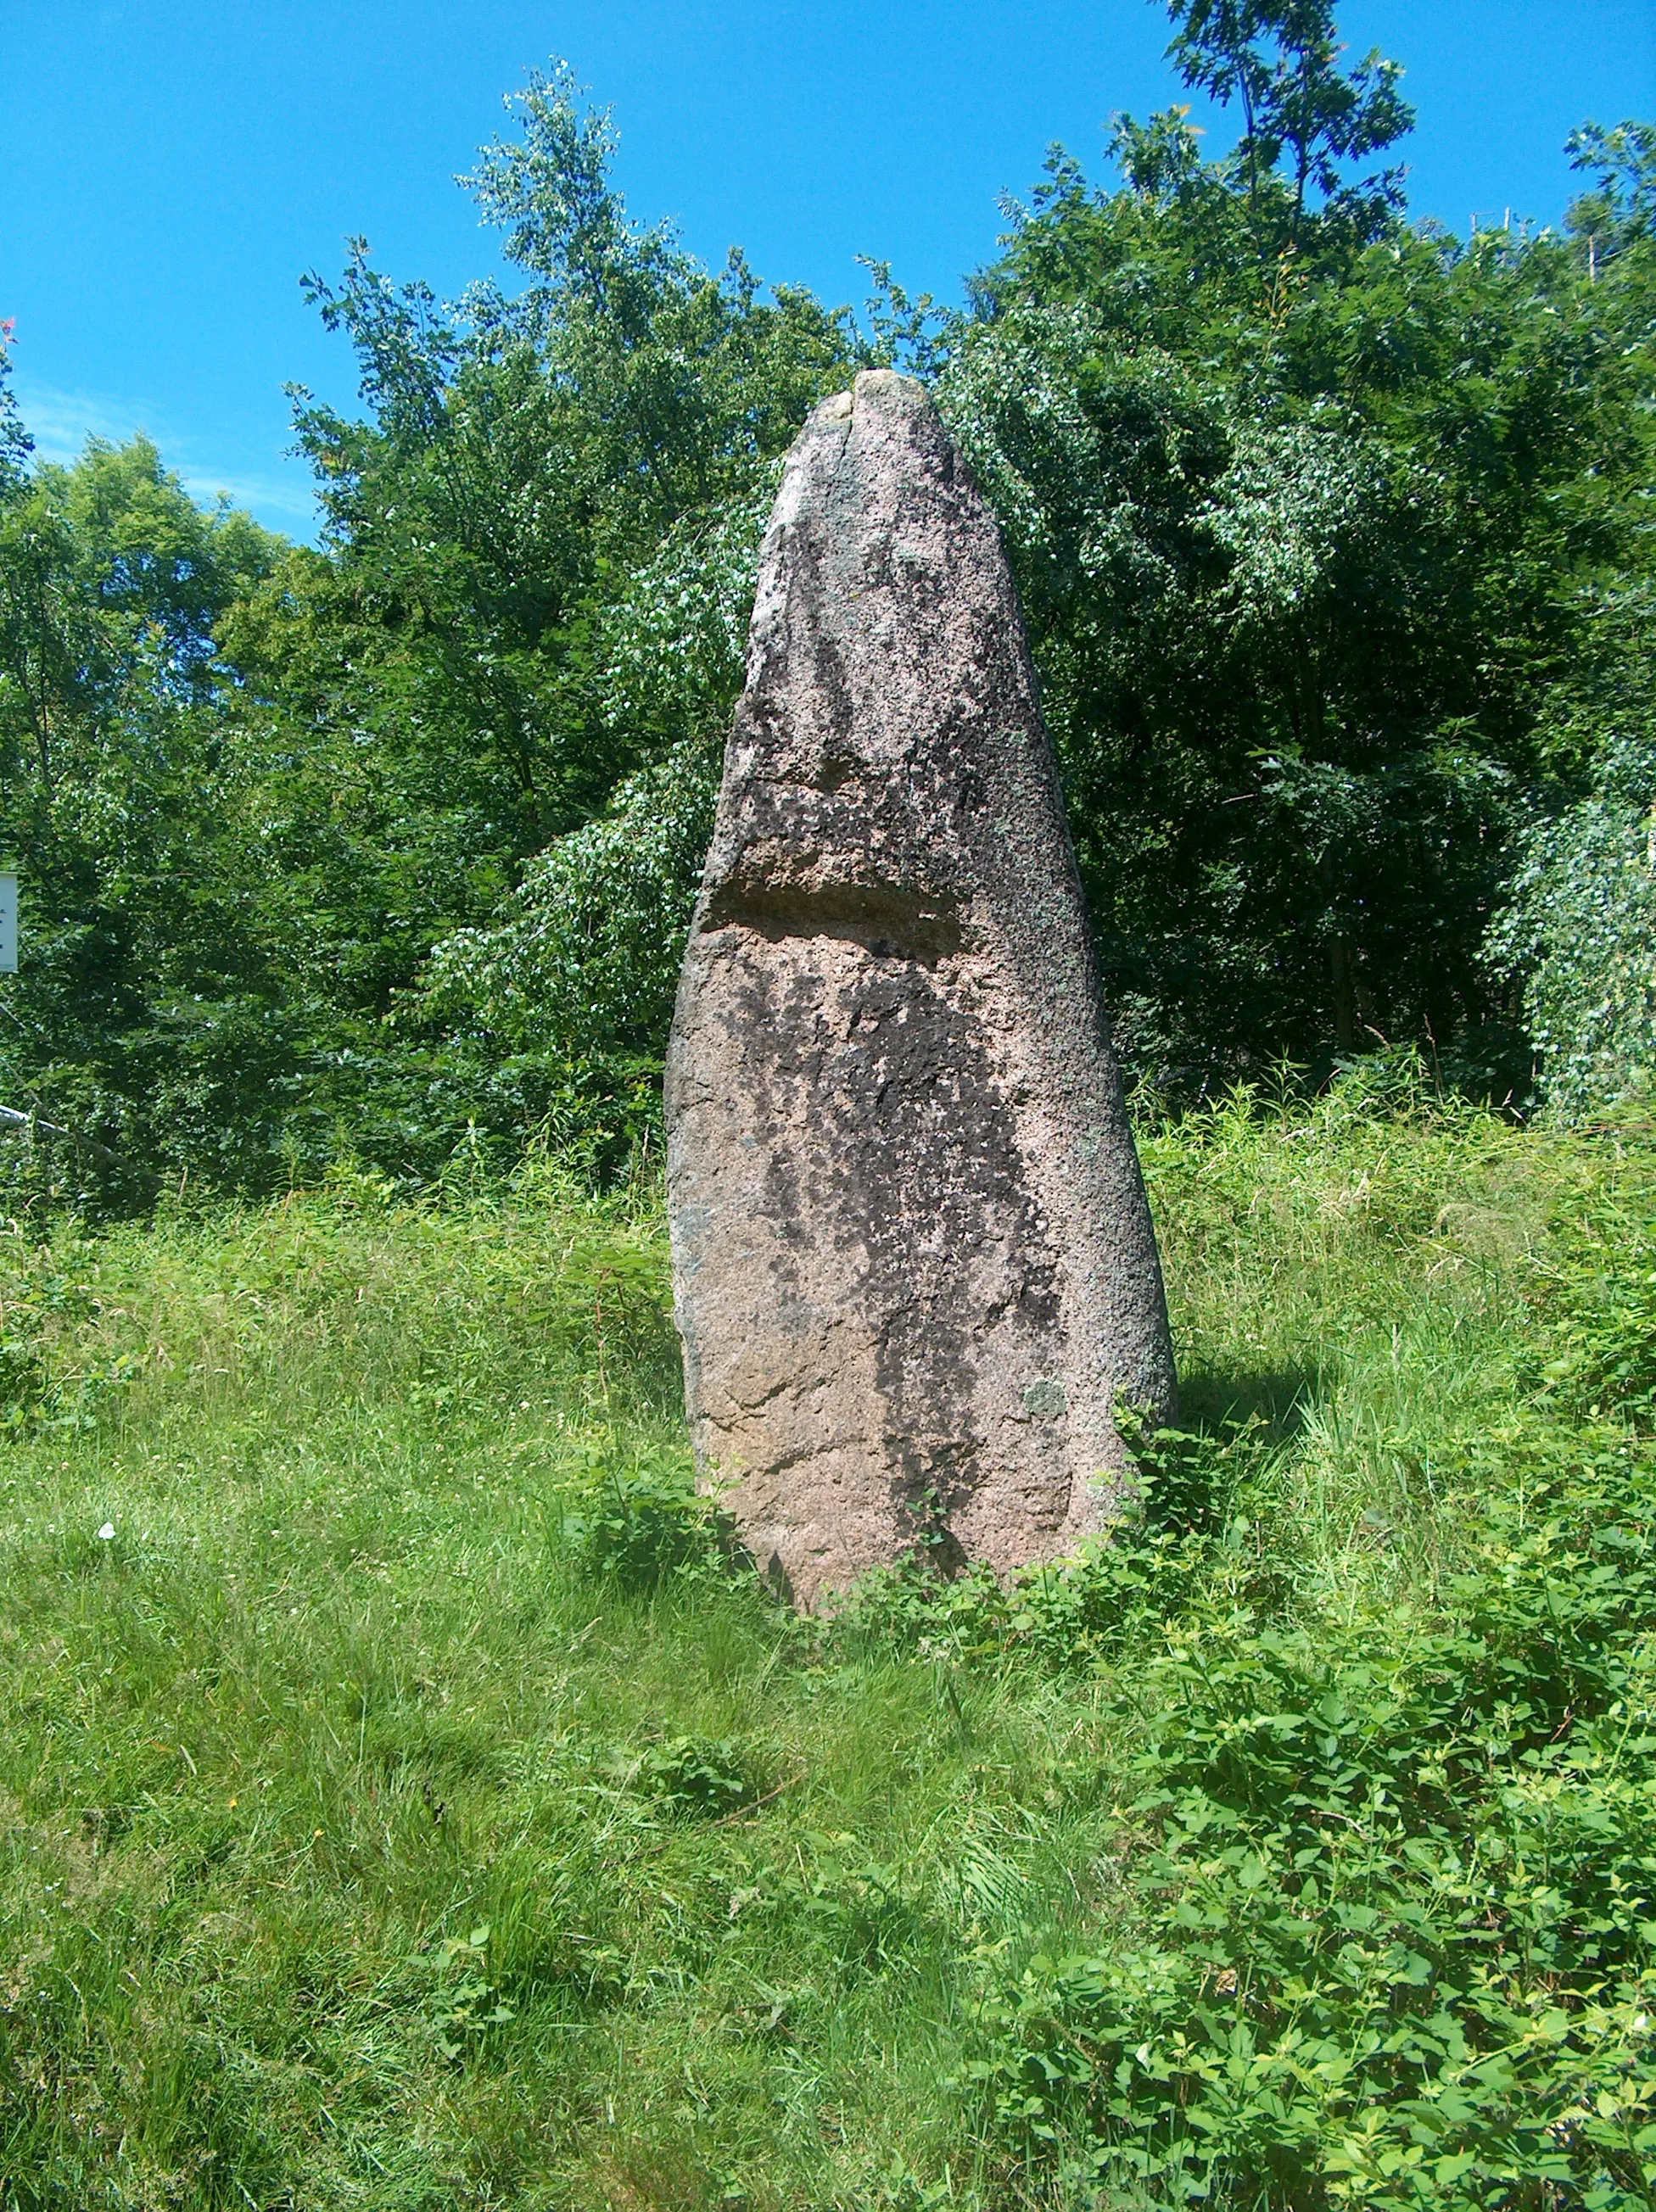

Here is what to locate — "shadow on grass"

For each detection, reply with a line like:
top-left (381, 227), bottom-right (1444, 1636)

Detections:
top-left (1175, 1365), bottom-right (1322, 1447)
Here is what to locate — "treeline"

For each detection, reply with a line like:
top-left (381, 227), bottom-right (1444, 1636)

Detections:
top-left (1, 1), bottom-right (1653, 1207)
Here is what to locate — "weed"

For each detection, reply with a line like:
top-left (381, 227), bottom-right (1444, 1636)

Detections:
top-left (0, 1093), bottom-right (1650, 2206)
top-left (567, 1435), bottom-right (737, 1590)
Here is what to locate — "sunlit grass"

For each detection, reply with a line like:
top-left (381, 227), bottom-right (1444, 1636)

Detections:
top-left (0, 1089), bottom-right (1639, 2208)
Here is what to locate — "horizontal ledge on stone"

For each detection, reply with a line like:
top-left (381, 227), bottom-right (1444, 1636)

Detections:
top-left (700, 878), bottom-right (965, 964)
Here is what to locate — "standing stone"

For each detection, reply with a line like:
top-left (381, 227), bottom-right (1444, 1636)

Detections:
top-left (665, 370), bottom-right (1175, 1609)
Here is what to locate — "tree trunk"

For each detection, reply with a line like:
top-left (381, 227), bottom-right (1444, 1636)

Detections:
top-left (1329, 933), bottom-right (1357, 1053)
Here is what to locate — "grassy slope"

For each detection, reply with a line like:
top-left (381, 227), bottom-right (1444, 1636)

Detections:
top-left (0, 1087), bottom-right (1649, 2209)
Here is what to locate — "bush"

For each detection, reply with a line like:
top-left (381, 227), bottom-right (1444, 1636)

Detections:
top-left (959, 1249), bottom-right (1656, 2207)
top-left (1489, 781), bottom-right (1656, 1122)
top-left (830, 1412), bottom-right (1271, 1670)
top-left (0, 1227), bottom-right (137, 1434)
top-left (422, 740), bottom-right (720, 1070)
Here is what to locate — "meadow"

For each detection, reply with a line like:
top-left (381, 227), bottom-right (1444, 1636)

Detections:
top-left (3, 1071), bottom-right (1655, 2209)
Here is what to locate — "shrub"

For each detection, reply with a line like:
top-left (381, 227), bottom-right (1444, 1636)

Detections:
top-left (960, 1254), bottom-right (1656, 2207)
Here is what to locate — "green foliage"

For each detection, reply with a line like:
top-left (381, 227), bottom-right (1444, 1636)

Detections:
top-left (1527, 1167), bottom-right (1656, 1421)
top-left (1490, 779), bottom-right (1656, 1121)
top-left (1162, 0), bottom-right (1414, 246)
top-left (965, 1428), bottom-right (1656, 2206)
top-left (0, 72), bottom-right (847, 1204)
top-left (0, 321), bottom-right (31, 494)
top-left (0, 1225), bottom-right (139, 1436)
top-left (937, 299), bottom-right (1536, 1081)
top-left (283, 62), bottom-right (849, 863)
top-left (0, 435), bottom-right (304, 1203)
top-left (942, 85), bottom-right (1653, 1092)
top-left (567, 1432), bottom-right (732, 1589)
top-left (0, 24), bottom-right (1652, 1172)
top-left (422, 735), bottom-right (721, 1108)
top-left (833, 1415), bottom-right (1263, 1673)
top-left (2, 1092), bottom-right (1645, 2205)
top-left (1485, 586), bottom-right (1656, 1120)
top-left (1568, 120), bottom-right (1656, 256)
top-left (616, 1734), bottom-right (766, 1819)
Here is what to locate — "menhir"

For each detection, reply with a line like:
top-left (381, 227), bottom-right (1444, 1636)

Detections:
top-left (665, 370), bottom-right (1175, 1609)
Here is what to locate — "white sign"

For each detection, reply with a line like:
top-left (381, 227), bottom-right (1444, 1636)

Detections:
top-left (0, 873), bottom-right (15, 974)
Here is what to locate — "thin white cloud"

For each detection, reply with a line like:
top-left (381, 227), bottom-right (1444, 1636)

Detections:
top-left (14, 382), bottom-right (139, 464)
top-left (11, 377), bottom-right (319, 529)
top-left (175, 467), bottom-right (319, 524)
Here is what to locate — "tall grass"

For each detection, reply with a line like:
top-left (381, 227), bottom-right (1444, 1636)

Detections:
top-left (0, 1080), bottom-right (1650, 2208)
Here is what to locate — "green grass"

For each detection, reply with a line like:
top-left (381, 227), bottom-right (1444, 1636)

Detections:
top-left (2, 1082), bottom-right (1653, 2209)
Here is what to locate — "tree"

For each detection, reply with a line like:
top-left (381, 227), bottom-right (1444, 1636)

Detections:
top-left (0, 438), bottom-right (295, 1197)
top-left (1162, 0), bottom-right (1413, 251)
top-left (1566, 120), bottom-right (1656, 259)
top-left (0, 323), bottom-right (31, 498)
top-left (0, 66), bottom-right (856, 1200)
top-left (272, 64), bottom-right (853, 874)
top-left (2, 28), bottom-right (1649, 1196)
top-left (943, 11), bottom-right (1650, 1098)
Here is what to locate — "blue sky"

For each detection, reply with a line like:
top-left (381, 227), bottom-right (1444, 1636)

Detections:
top-left (5, 0), bottom-right (1651, 536)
